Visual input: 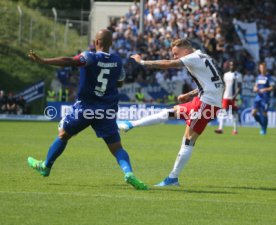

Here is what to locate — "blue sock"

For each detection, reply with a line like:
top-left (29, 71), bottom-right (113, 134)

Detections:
top-left (114, 148), bottom-right (132, 174)
top-left (254, 113), bottom-right (264, 126)
top-left (263, 116), bottom-right (268, 129)
top-left (45, 137), bottom-right (67, 168)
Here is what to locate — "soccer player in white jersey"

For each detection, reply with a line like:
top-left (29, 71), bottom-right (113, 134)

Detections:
top-left (215, 60), bottom-right (242, 135)
top-left (119, 39), bottom-right (224, 186)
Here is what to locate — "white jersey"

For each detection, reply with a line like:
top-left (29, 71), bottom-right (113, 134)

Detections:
top-left (223, 71), bottom-right (242, 99)
top-left (180, 50), bottom-right (224, 107)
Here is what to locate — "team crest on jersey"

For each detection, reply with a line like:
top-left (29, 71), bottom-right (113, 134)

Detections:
top-left (190, 109), bottom-right (201, 119)
top-left (79, 55), bottom-right (87, 64)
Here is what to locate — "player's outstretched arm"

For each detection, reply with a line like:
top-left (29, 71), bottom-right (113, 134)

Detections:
top-left (28, 50), bottom-right (79, 67)
top-left (131, 54), bottom-right (183, 69)
top-left (259, 86), bottom-right (273, 93)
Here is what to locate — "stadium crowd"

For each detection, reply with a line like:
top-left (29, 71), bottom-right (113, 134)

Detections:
top-left (0, 90), bottom-right (27, 114)
top-left (6, 0), bottom-right (275, 108)
top-left (43, 0), bottom-right (275, 104)
top-left (48, 65), bottom-right (80, 103)
top-left (108, 0), bottom-right (276, 84)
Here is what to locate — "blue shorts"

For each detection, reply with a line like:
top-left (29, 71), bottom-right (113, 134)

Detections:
top-left (253, 99), bottom-right (269, 112)
top-left (59, 101), bottom-right (120, 143)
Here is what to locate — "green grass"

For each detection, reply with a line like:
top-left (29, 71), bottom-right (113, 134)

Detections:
top-left (0, 122), bottom-right (276, 225)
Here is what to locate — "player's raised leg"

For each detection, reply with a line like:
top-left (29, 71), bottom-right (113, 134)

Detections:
top-left (118, 108), bottom-right (174, 132)
top-left (104, 133), bottom-right (148, 190)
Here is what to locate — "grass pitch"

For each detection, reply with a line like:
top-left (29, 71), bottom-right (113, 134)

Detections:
top-left (0, 121), bottom-right (275, 225)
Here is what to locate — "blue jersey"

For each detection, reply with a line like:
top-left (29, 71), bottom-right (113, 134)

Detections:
top-left (255, 74), bottom-right (274, 102)
top-left (74, 51), bottom-right (125, 108)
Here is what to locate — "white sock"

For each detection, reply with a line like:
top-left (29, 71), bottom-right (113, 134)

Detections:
top-left (132, 109), bottom-right (172, 127)
top-left (169, 138), bottom-right (194, 178)
top-left (218, 116), bottom-right (224, 130)
top-left (233, 114), bottom-right (238, 132)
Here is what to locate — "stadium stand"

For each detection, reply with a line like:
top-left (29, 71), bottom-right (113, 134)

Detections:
top-left (109, 0), bottom-right (276, 83)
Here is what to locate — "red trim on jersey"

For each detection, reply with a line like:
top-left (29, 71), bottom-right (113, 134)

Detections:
top-left (222, 99), bottom-right (238, 111)
top-left (177, 97), bottom-right (220, 135)
top-left (73, 54), bottom-right (87, 66)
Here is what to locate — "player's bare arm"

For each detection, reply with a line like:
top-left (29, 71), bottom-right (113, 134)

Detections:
top-left (177, 89), bottom-right (199, 103)
top-left (233, 83), bottom-right (242, 99)
top-left (253, 84), bottom-right (258, 92)
top-left (259, 86), bottom-right (273, 93)
top-left (131, 54), bottom-right (183, 69)
top-left (28, 50), bottom-right (79, 67)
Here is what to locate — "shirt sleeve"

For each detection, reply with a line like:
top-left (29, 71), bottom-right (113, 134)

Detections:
top-left (179, 52), bottom-right (197, 68)
top-left (73, 51), bottom-right (94, 67)
top-left (117, 67), bottom-right (126, 81)
top-left (237, 73), bottom-right (243, 83)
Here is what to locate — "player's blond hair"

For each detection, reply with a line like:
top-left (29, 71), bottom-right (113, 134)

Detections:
top-left (171, 39), bottom-right (192, 49)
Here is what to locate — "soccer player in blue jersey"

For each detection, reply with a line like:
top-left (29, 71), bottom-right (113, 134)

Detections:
top-left (27, 29), bottom-right (148, 190)
top-left (252, 62), bottom-right (274, 135)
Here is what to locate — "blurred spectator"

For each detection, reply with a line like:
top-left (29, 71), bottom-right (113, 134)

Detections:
top-left (46, 89), bottom-right (56, 102)
top-left (243, 69), bottom-right (255, 83)
top-left (155, 71), bottom-right (165, 84)
top-left (47, 50), bottom-right (81, 103)
top-left (3, 93), bottom-right (17, 114)
top-left (56, 67), bottom-right (71, 85)
top-left (0, 91), bottom-right (28, 115)
top-left (166, 92), bottom-right (177, 105)
top-left (16, 95), bottom-right (26, 115)
top-left (58, 87), bottom-right (69, 102)
top-left (0, 90), bottom-right (7, 113)
top-left (264, 52), bottom-right (275, 74)
top-left (135, 87), bottom-right (145, 103)
top-left (51, 77), bottom-right (62, 94)
top-left (109, 0), bottom-right (276, 85)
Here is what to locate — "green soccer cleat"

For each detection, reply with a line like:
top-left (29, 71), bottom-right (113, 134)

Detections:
top-left (124, 172), bottom-right (148, 190)
top-left (27, 157), bottom-right (50, 177)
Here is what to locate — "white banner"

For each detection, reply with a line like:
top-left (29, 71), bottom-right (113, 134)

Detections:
top-left (233, 19), bottom-right (259, 62)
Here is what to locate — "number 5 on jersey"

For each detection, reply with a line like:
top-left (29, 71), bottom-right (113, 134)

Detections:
top-left (95, 69), bottom-right (109, 95)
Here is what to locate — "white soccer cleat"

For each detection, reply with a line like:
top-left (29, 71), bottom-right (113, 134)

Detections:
top-left (118, 121), bottom-right (134, 132)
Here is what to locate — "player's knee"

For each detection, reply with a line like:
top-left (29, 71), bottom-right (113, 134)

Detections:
top-left (184, 138), bottom-right (195, 146)
top-left (58, 129), bottom-right (71, 141)
top-left (184, 128), bottom-right (199, 145)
